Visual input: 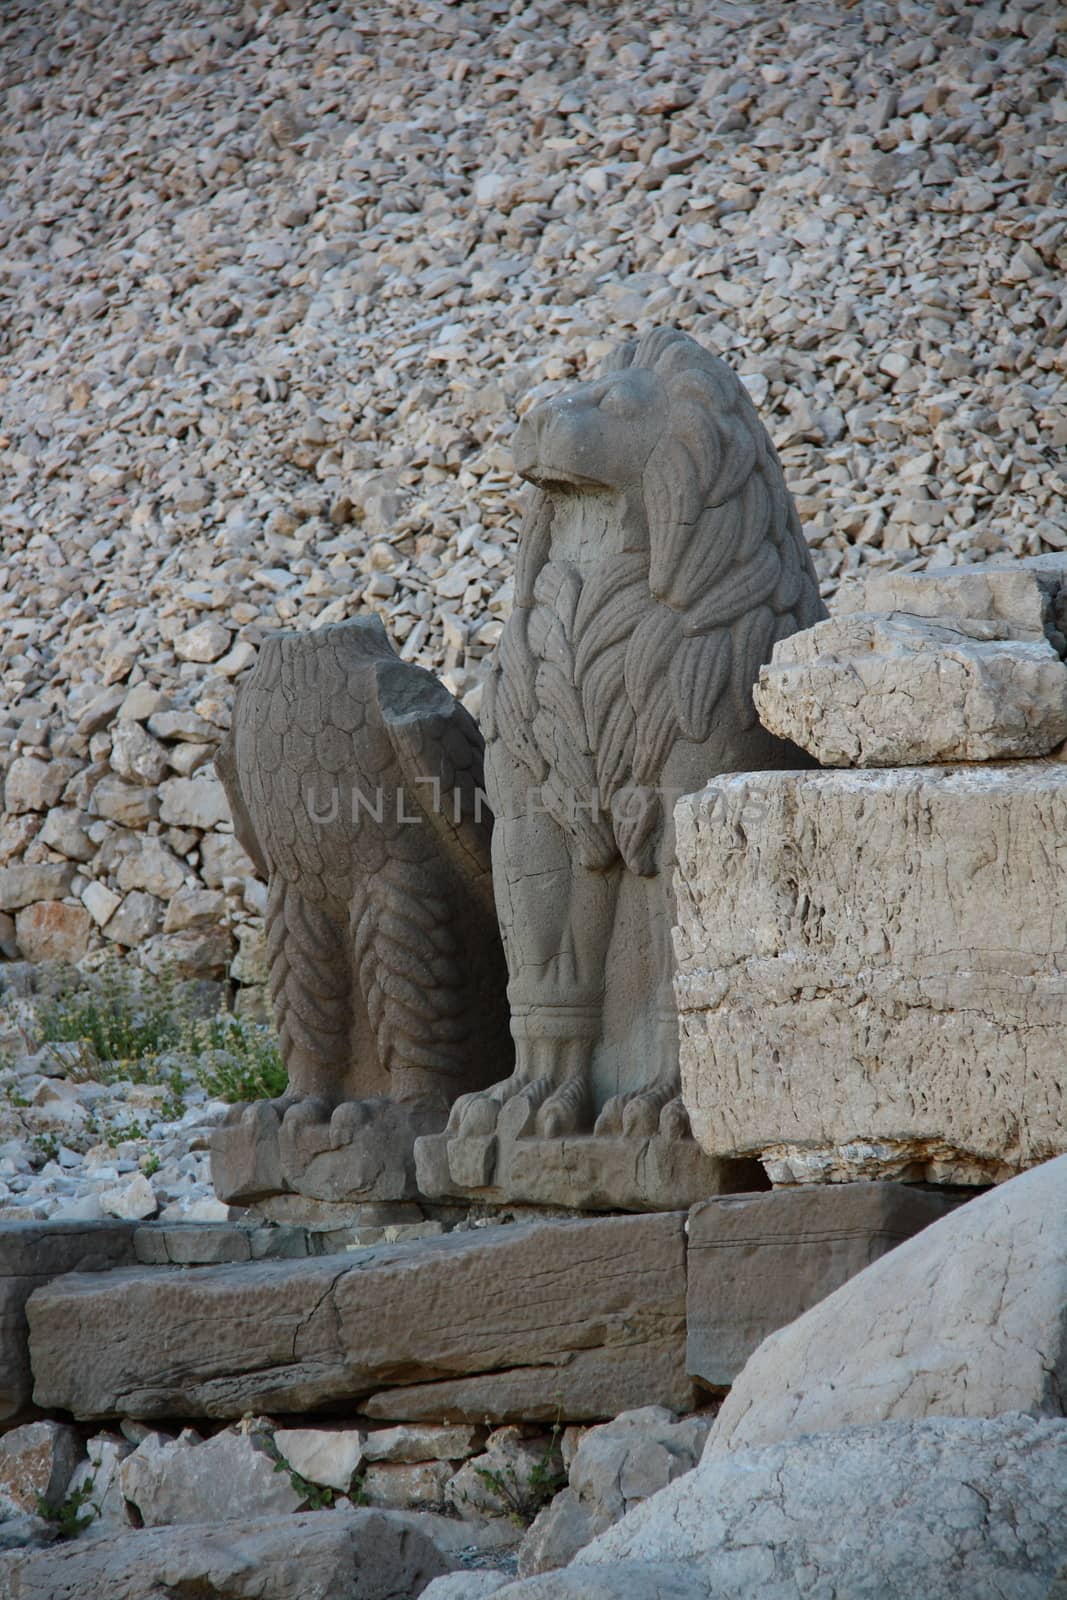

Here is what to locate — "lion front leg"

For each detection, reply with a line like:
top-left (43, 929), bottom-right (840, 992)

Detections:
top-left (449, 766), bottom-right (619, 1139)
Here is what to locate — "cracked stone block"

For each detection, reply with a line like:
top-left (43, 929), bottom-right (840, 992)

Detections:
top-left (674, 766), bottom-right (1067, 1185)
top-left (754, 610), bottom-right (1067, 766)
top-left (27, 1215), bottom-right (692, 1423)
top-left (685, 1183), bottom-right (962, 1389)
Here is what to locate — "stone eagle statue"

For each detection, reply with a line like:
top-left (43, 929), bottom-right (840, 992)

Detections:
top-left (446, 327), bottom-right (825, 1152)
top-left (212, 616), bottom-right (511, 1203)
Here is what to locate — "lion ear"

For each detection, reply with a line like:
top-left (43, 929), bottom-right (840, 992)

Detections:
top-left (598, 339), bottom-right (637, 376)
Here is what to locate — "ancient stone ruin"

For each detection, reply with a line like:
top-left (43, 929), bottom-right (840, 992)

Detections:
top-left (422, 327), bottom-right (827, 1210)
top-left (2, 0), bottom-right (1066, 1590)
top-left (211, 614), bottom-right (510, 1208)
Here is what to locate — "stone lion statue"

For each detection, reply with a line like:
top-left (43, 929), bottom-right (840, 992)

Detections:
top-left (447, 326), bottom-right (826, 1150)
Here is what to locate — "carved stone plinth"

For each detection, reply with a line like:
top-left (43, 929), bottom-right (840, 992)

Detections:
top-left (415, 1128), bottom-right (763, 1213)
top-left (213, 1097), bottom-right (448, 1206)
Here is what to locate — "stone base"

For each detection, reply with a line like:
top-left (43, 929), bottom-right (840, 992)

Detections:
top-left (211, 1096), bottom-right (448, 1206)
top-left (28, 1213), bottom-right (694, 1423)
top-left (0, 1222), bottom-right (139, 1424)
top-left (414, 1128), bottom-right (762, 1213)
top-left (685, 1182), bottom-right (965, 1390)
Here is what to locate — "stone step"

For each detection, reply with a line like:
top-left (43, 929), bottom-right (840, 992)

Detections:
top-left (26, 1213), bottom-right (695, 1424)
top-left (17, 1190), bottom-right (963, 1429)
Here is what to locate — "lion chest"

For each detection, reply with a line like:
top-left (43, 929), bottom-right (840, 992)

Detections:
top-left (544, 490), bottom-right (646, 574)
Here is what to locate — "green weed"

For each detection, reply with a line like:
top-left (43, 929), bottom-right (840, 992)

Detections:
top-left (37, 1476), bottom-right (97, 1539)
top-left (192, 1014), bottom-right (287, 1103)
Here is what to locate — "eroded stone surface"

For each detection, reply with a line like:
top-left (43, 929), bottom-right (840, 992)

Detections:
top-left (675, 767), bottom-right (1067, 1183)
top-left (686, 1182), bottom-right (962, 1388)
top-left (754, 610), bottom-right (1067, 765)
top-left (0, 1509), bottom-right (454, 1600)
top-left (119, 1425), bottom-right (305, 1526)
top-left (708, 1156), bottom-right (1067, 1453)
top-left (28, 1215), bottom-right (692, 1422)
top-left (494, 1417), bottom-right (1067, 1600)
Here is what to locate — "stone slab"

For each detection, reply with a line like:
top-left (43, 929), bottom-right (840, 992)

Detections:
top-left (0, 1509), bottom-right (453, 1600)
top-left (414, 1129), bottom-right (761, 1214)
top-left (28, 1214), bottom-right (693, 1422)
top-left (754, 610), bottom-right (1067, 766)
top-left (834, 554), bottom-right (1067, 639)
top-left (674, 765), bottom-right (1067, 1184)
top-left (685, 1182), bottom-right (964, 1388)
top-left (0, 1221), bottom-right (138, 1422)
top-left (708, 1155), bottom-right (1067, 1453)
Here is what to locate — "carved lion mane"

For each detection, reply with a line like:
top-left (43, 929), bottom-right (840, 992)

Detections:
top-left (485, 327), bottom-right (825, 877)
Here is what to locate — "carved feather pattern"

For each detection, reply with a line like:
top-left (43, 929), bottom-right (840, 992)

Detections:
top-left (267, 878), bottom-right (351, 1075)
top-left (353, 862), bottom-right (473, 1077)
top-left (220, 617), bottom-right (509, 1093)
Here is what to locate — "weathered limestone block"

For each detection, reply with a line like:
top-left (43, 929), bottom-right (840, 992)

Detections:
top-left (212, 615), bottom-right (510, 1207)
top-left (0, 864), bottom-right (75, 913)
top-left (754, 611), bottom-right (1067, 765)
top-left (686, 1182), bottom-right (962, 1388)
top-left (362, 1424), bottom-right (482, 1464)
top-left (364, 1460), bottom-right (453, 1510)
top-left (0, 1422), bottom-right (82, 1515)
top-left (0, 1510), bottom-right (453, 1600)
top-left (834, 552), bottom-right (1067, 640)
top-left (427, 327), bottom-right (824, 1210)
top-left (28, 1215), bottom-right (693, 1422)
top-left (498, 1417), bottom-right (1067, 1600)
top-left (674, 766), bottom-right (1067, 1184)
top-left (119, 1426), bottom-right (305, 1526)
top-left (519, 1407), bottom-right (712, 1577)
top-left (708, 1156), bottom-right (1067, 1453)
top-left (273, 1427), bottom-right (364, 1493)
top-left (13, 900), bottom-right (92, 963)
top-left (0, 1221), bottom-right (137, 1422)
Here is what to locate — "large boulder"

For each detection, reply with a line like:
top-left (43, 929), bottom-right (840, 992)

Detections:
top-left (493, 1416), bottom-right (1067, 1600)
top-left (674, 766), bottom-right (1067, 1185)
top-left (709, 1156), bottom-right (1066, 1453)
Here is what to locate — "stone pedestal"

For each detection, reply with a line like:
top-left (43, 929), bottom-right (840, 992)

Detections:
top-left (414, 1127), bottom-right (759, 1213)
top-left (674, 765), bottom-right (1067, 1185)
